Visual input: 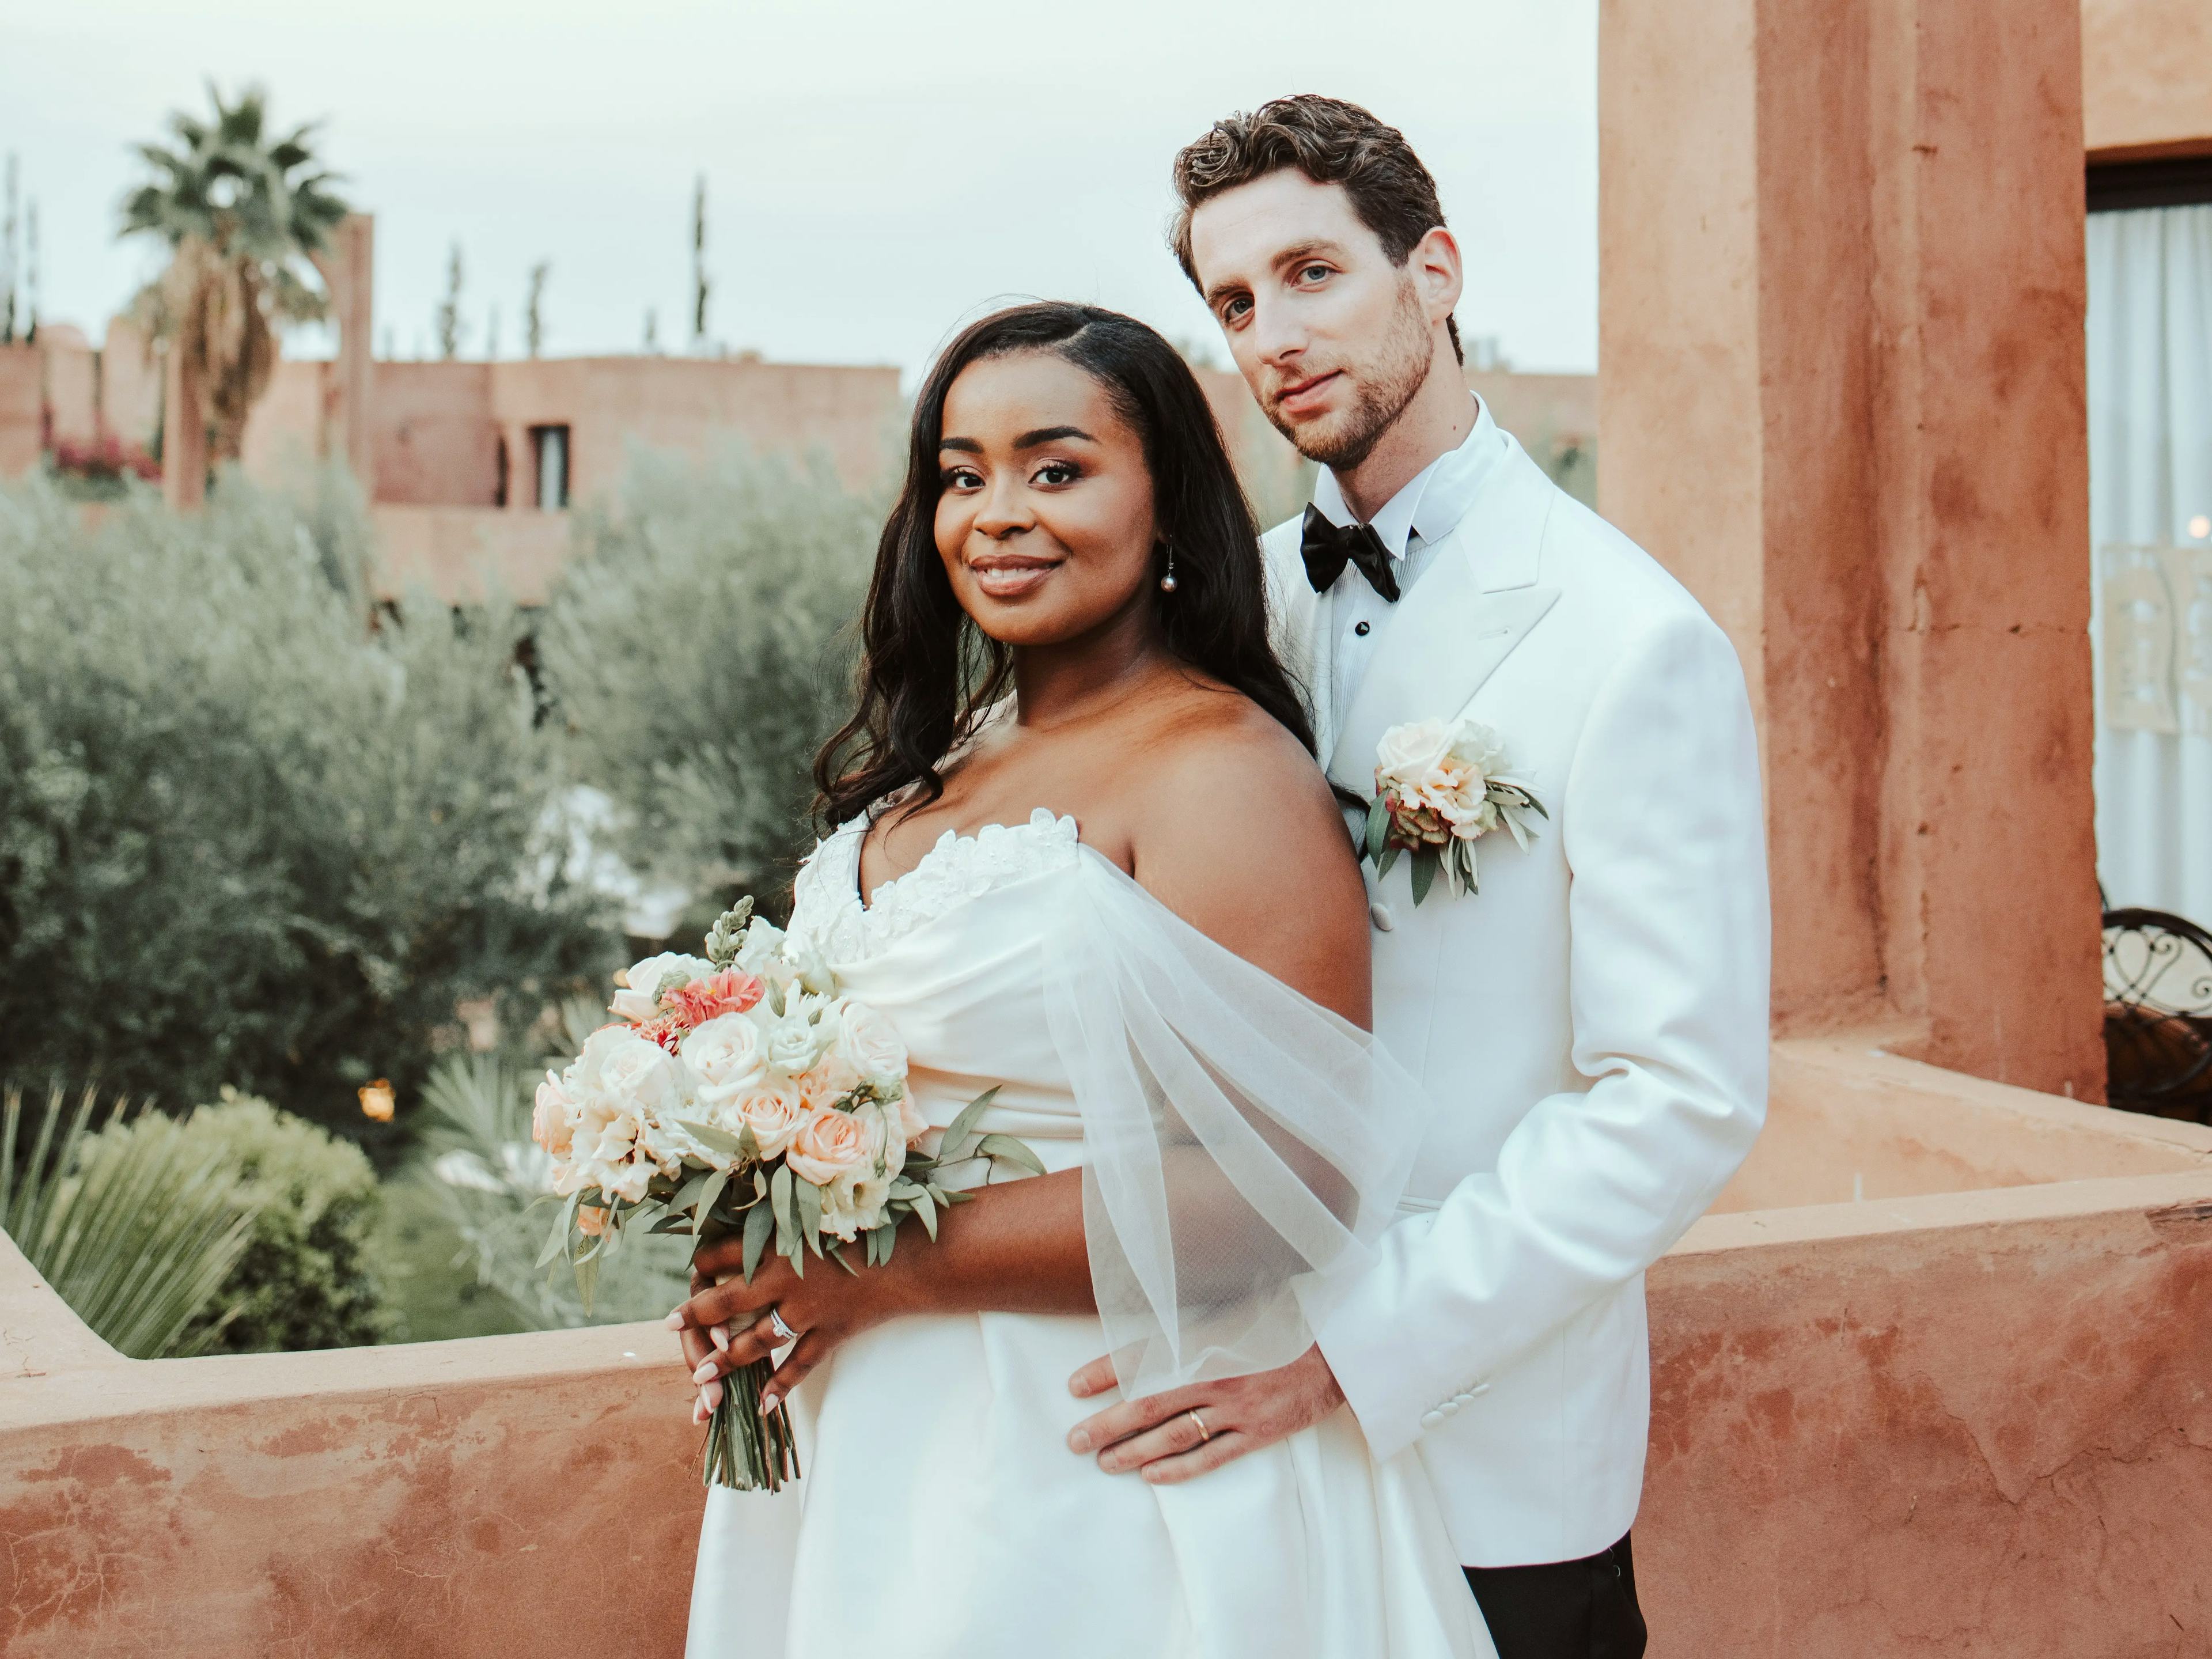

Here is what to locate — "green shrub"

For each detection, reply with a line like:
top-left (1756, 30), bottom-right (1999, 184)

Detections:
top-left (0, 473), bottom-right (619, 1146)
top-left (535, 443), bottom-right (880, 923)
top-left (1, 1082), bottom-right (255, 1359)
top-left (166, 1089), bottom-right (387, 1352)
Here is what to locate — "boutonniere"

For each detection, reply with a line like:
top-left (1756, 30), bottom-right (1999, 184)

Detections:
top-left (1362, 716), bottom-right (1547, 905)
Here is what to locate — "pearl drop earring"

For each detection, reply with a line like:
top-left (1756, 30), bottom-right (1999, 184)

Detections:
top-left (1159, 541), bottom-right (1179, 594)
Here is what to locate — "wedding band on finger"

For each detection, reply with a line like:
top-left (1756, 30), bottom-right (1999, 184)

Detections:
top-left (766, 1308), bottom-right (800, 1344)
top-left (1186, 1409), bottom-right (1211, 1445)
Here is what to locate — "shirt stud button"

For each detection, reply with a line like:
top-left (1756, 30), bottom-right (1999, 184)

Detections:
top-left (1369, 902), bottom-right (1394, 932)
top-left (1354, 620), bottom-right (1372, 637)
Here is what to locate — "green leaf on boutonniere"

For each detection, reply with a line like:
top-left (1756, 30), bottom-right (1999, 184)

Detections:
top-left (1364, 796), bottom-right (1389, 861)
top-left (1410, 849), bottom-right (1438, 907)
top-left (1377, 842), bottom-right (1402, 880)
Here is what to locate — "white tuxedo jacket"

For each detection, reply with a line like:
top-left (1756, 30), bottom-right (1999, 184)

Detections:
top-left (1268, 430), bottom-right (1770, 1569)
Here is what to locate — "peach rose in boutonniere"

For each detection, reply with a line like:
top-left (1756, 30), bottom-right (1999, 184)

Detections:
top-left (1366, 716), bottom-right (1546, 905)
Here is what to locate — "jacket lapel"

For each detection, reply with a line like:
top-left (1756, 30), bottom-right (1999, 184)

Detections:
top-left (1325, 439), bottom-right (1562, 801)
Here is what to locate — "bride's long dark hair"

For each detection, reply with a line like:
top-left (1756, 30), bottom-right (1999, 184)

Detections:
top-left (813, 301), bottom-right (1314, 829)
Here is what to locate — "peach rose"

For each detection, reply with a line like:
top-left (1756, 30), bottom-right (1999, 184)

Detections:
top-left (532, 1070), bottom-right (577, 1157)
top-left (786, 1107), bottom-right (870, 1188)
top-left (725, 1080), bottom-right (807, 1160)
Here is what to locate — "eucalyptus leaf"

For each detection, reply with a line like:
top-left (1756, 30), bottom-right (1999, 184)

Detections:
top-left (693, 1169), bottom-right (729, 1239)
top-left (794, 1177), bottom-right (824, 1256)
top-left (741, 1194), bottom-right (775, 1283)
top-left (674, 1118), bottom-right (748, 1160)
top-left (1378, 842), bottom-right (1401, 879)
top-left (976, 1133), bottom-right (1046, 1177)
top-left (935, 1086), bottom-right (1002, 1162)
top-left (1365, 796), bottom-right (1389, 860)
top-left (913, 1185), bottom-right (938, 1241)
top-left (1410, 850), bottom-right (1437, 907)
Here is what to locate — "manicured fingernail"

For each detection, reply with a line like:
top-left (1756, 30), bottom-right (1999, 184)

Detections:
top-left (710, 1324), bottom-right (730, 1352)
top-left (664, 1310), bottom-right (684, 1330)
top-left (1066, 1430), bottom-right (1091, 1454)
top-left (692, 1395), bottom-right (709, 1425)
top-left (692, 1358), bottom-right (719, 1383)
top-left (759, 1391), bottom-right (779, 1415)
top-left (704, 1379), bottom-right (723, 1409)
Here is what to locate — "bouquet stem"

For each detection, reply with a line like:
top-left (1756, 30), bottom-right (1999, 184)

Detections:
top-left (702, 1357), bottom-right (801, 1491)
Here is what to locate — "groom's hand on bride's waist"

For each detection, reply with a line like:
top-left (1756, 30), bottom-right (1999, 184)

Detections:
top-left (1063, 1344), bottom-right (1347, 1484)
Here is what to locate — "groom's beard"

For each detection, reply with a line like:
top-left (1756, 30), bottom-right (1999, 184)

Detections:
top-left (1263, 277), bottom-right (1435, 474)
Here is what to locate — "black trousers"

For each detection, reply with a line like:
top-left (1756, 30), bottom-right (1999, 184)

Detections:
top-left (1463, 1532), bottom-right (1647, 1659)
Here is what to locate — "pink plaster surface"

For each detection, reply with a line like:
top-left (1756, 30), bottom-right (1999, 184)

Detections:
top-left (6, 1046), bottom-right (2210, 1656)
top-left (1646, 1173), bottom-right (2212, 1657)
top-left (367, 505), bottom-right (573, 606)
top-left (0, 343), bottom-right (41, 479)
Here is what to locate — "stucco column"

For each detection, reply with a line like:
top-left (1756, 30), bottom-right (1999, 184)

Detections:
top-left (312, 213), bottom-right (377, 496)
top-left (1597, 0), bottom-right (2104, 1098)
top-left (160, 338), bottom-right (207, 512)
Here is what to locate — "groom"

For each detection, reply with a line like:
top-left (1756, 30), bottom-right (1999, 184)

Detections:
top-left (1063, 96), bottom-right (1770, 1658)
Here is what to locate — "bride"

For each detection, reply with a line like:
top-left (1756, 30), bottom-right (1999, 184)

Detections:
top-left (675, 301), bottom-right (1492, 1658)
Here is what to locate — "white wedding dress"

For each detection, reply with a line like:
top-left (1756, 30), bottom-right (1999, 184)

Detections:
top-left (685, 810), bottom-right (1492, 1659)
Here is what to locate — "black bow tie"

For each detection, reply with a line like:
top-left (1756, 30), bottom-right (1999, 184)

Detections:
top-left (1300, 505), bottom-right (1401, 603)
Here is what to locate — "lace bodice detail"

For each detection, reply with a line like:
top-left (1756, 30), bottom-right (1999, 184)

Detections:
top-left (789, 806), bottom-right (1082, 964)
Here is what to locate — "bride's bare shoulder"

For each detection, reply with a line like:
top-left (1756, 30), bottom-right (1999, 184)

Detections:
top-left (1123, 687), bottom-right (1371, 1024)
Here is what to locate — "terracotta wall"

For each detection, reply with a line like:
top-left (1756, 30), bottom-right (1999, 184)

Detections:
top-left (1599, 0), bottom-right (2105, 1099)
top-left (485, 355), bottom-right (903, 506)
top-left (238, 358), bottom-right (336, 486)
top-left (98, 319), bottom-right (160, 452)
top-left (2082, 0), bottom-right (2212, 158)
top-left (0, 343), bottom-right (37, 477)
top-left (5, 1050), bottom-right (2209, 1658)
top-left (39, 329), bottom-right (96, 449)
top-left (371, 361), bottom-right (502, 508)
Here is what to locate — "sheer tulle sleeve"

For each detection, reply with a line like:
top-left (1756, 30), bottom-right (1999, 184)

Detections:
top-left (1039, 850), bottom-right (1433, 1399)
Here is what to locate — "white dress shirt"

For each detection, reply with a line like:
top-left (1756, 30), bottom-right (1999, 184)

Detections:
top-left (1308, 396), bottom-right (1509, 719)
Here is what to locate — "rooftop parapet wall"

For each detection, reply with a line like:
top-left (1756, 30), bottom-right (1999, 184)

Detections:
top-left (6, 1040), bottom-right (2209, 1657)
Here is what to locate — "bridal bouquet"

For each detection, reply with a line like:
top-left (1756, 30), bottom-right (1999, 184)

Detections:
top-left (529, 897), bottom-right (1039, 1491)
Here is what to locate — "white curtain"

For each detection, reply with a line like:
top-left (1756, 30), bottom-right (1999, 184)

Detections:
top-left (2088, 203), bottom-right (2212, 919)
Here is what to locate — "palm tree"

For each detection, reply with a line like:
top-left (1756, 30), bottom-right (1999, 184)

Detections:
top-left (120, 84), bottom-right (350, 475)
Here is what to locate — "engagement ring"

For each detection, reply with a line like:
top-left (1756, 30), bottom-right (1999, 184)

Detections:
top-left (766, 1308), bottom-right (800, 1344)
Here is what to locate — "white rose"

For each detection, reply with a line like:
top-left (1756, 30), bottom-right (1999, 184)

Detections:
top-left (1374, 718), bottom-right (1454, 790)
top-left (681, 1014), bottom-right (769, 1109)
top-left (832, 998), bottom-right (908, 1083)
top-left (820, 1100), bottom-right (902, 1239)
top-left (733, 918), bottom-right (786, 975)
top-left (611, 952), bottom-right (714, 1023)
top-left (767, 1002), bottom-right (831, 1075)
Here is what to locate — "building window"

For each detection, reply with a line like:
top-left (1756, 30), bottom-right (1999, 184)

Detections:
top-left (531, 424), bottom-right (570, 510)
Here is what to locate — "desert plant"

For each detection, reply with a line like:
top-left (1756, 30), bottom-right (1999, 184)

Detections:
top-left (0, 474), bottom-right (619, 1145)
top-left (0, 1082), bottom-right (255, 1358)
top-left (120, 82), bottom-right (350, 464)
top-left (412, 1049), bottom-right (689, 1329)
top-left (533, 442), bottom-right (880, 923)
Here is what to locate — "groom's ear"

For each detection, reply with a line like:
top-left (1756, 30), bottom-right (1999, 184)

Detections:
top-left (1407, 226), bottom-right (1465, 348)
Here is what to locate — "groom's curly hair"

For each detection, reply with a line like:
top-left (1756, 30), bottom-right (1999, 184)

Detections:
top-left (1169, 94), bottom-right (1463, 365)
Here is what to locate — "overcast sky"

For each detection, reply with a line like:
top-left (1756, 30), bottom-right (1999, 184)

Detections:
top-left (4, 0), bottom-right (1597, 380)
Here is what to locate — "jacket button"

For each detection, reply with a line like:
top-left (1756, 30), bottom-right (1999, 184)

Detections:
top-left (1419, 1409), bottom-right (1445, 1430)
top-left (1468, 1381), bottom-right (1490, 1396)
top-left (1369, 902), bottom-right (1394, 932)
top-left (1438, 1399), bottom-right (1461, 1416)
